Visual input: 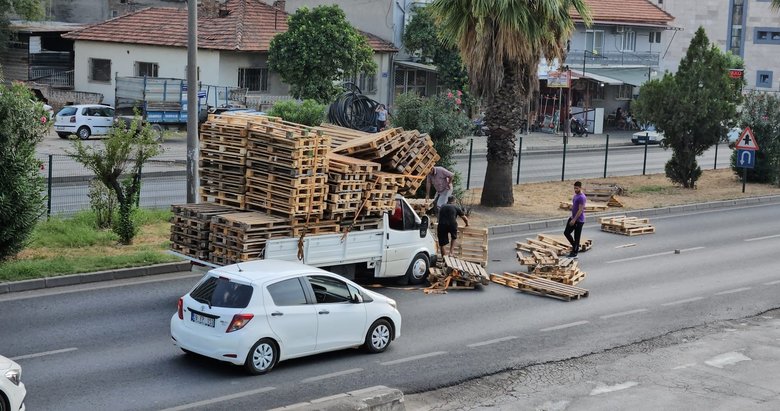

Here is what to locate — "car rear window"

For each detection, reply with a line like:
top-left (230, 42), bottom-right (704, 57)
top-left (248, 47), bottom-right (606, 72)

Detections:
top-left (190, 276), bottom-right (253, 308)
top-left (57, 107), bottom-right (77, 116)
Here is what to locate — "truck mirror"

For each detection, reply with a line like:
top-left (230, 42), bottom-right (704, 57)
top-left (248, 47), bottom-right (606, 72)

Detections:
top-left (419, 216), bottom-right (429, 238)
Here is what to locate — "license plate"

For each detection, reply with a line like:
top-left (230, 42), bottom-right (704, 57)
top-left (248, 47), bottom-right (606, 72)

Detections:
top-left (191, 312), bottom-right (215, 327)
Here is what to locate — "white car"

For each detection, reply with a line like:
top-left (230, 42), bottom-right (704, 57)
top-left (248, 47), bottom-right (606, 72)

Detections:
top-left (0, 354), bottom-right (26, 411)
top-left (632, 124), bottom-right (664, 145)
top-left (171, 260), bottom-right (402, 375)
top-left (54, 104), bottom-right (115, 140)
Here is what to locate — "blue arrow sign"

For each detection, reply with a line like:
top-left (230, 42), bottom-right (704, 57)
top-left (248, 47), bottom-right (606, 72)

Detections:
top-left (737, 149), bottom-right (755, 169)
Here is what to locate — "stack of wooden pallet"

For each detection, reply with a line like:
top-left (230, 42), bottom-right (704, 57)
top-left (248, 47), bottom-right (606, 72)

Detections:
top-left (324, 153), bottom-right (380, 219)
top-left (424, 255), bottom-right (490, 294)
top-left (433, 225), bottom-right (488, 267)
top-left (599, 215), bottom-right (655, 236)
top-left (489, 272), bottom-right (589, 301)
top-left (515, 249), bottom-right (586, 285)
top-left (515, 233), bottom-right (592, 256)
top-left (199, 114), bottom-right (252, 208)
top-left (170, 203), bottom-right (237, 260)
top-left (588, 184), bottom-right (624, 207)
top-left (209, 212), bottom-right (292, 266)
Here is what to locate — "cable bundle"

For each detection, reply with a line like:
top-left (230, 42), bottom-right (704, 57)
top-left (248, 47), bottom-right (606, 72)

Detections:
top-left (327, 83), bottom-right (380, 132)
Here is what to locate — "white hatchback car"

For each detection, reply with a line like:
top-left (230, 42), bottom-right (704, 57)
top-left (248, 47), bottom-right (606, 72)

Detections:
top-left (54, 104), bottom-right (115, 140)
top-left (0, 354), bottom-right (26, 411)
top-left (171, 260), bottom-right (402, 375)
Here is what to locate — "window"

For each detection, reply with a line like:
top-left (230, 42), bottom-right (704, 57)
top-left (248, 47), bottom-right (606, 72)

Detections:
top-left (394, 68), bottom-right (428, 97)
top-left (136, 62), bottom-right (159, 77)
top-left (728, 0), bottom-right (745, 56)
top-left (621, 30), bottom-right (636, 52)
top-left (587, 81), bottom-right (605, 101)
top-left (238, 67), bottom-right (268, 92)
top-left (756, 70), bottom-right (773, 88)
top-left (307, 275), bottom-right (352, 304)
top-left (754, 27), bottom-right (780, 44)
top-left (344, 72), bottom-right (377, 94)
top-left (617, 85), bottom-right (633, 100)
top-left (585, 30), bottom-right (604, 55)
top-left (190, 276), bottom-right (253, 308)
top-left (649, 32), bottom-right (661, 43)
top-left (89, 58), bottom-right (111, 82)
top-left (267, 278), bottom-right (308, 306)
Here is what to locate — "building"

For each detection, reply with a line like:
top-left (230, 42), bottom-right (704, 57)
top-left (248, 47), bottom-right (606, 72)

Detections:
top-left (59, 0), bottom-right (397, 108)
top-left (654, 0), bottom-right (780, 92)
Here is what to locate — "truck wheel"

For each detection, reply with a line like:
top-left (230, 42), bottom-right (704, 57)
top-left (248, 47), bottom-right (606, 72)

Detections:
top-left (151, 124), bottom-right (164, 142)
top-left (402, 252), bottom-right (429, 285)
top-left (77, 126), bottom-right (91, 140)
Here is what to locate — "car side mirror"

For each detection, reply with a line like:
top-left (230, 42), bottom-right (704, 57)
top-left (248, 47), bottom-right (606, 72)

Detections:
top-left (351, 293), bottom-right (363, 304)
top-left (419, 216), bottom-right (429, 238)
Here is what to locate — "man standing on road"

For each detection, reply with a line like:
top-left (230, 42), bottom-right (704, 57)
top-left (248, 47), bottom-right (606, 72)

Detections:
top-left (426, 165), bottom-right (454, 213)
top-left (437, 196), bottom-right (469, 256)
top-left (564, 181), bottom-right (586, 258)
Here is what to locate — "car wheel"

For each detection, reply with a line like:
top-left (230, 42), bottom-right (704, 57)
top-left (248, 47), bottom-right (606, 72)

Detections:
top-left (77, 126), bottom-right (91, 140)
top-left (0, 392), bottom-right (8, 411)
top-left (364, 319), bottom-right (392, 353)
top-left (402, 252), bottom-right (429, 285)
top-left (151, 124), bottom-right (164, 142)
top-left (56, 132), bottom-right (70, 139)
top-left (244, 338), bottom-right (278, 375)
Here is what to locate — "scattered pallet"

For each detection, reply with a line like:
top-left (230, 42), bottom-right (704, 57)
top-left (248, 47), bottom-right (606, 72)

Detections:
top-left (423, 255), bottom-right (490, 294)
top-left (515, 233), bottom-right (592, 256)
top-left (559, 201), bottom-right (609, 212)
top-left (599, 215), bottom-right (655, 236)
top-left (515, 251), bottom-right (587, 285)
top-left (489, 272), bottom-right (589, 301)
top-left (433, 224), bottom-right (488, 267)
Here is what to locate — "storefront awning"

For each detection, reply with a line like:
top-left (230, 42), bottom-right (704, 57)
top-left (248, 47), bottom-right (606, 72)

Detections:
top-left (569, 69), bottom-right (624, 85)
top-left (586, 67), bottom-right (655, 87)
top-left (394, 60), bottom-right (438, 73)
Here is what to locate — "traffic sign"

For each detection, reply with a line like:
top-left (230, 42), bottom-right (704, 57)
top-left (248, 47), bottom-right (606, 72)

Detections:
top-left (737, 149), bottom-right (755, 168)
top-left (734, 127), bottom-right (759, 150)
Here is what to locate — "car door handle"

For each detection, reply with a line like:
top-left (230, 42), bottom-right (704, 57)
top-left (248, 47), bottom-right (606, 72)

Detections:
top-left (318, 310), bottom-right (330, 315)
top-left (271, 311), bottom-right (283, 316)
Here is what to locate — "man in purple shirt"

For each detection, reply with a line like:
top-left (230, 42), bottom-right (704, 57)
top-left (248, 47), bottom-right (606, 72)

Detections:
top-left (426, 166), bottom-right (454, 213)
top-left (564, 181), bottom-right (586, 258)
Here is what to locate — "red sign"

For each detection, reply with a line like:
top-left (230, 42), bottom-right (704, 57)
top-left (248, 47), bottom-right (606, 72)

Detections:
top-left (735, 127), bottom-right (759, 150)
top-left (729, 69), bottom-right (744, 79)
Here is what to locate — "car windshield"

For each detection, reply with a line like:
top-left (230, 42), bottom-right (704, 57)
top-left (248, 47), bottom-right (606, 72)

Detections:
top-left (190, 275), bottom-right (253, 308)
top-left (57, 107), bottom-right (77, 116)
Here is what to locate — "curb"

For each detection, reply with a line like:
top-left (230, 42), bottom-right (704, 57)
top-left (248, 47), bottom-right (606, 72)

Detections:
top-left (268, 385), bottom-right (405, 411)
top-left (486, 194), bottom-right (780, 236)
top-left (0, 261), bottom-right (192, 295)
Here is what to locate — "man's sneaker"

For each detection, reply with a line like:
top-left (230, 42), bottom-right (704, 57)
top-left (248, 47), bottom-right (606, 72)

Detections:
top-left (566, 252), bottom-right (578, 258)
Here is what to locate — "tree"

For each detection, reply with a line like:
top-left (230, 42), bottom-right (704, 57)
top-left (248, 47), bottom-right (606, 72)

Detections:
top-left (429, 0), bottom-right (590, 207)
top-left (68, 118), bottom-right (162, 245)
top-left (0, 0), bottom-right (43, 56)
top-left (732, 91), bottom-right (780, 185)
top-left (268, 5), bottom-right (377, 104)
top-left (634, 27), bottom-right (741, 188)
top-left (0, 83), bottom-right (48, 261)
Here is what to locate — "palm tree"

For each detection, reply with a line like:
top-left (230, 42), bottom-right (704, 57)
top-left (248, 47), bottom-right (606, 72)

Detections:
top-left (773, 0), bottom-right (780, 10)
top-left (429, 0), bottom-right (590, 206)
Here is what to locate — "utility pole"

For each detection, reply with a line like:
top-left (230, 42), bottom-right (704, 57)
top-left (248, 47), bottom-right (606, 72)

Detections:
top-left (186, 0), bottom-right (198, 203)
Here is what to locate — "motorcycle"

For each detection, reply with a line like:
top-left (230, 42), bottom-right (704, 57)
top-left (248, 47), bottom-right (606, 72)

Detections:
top-left (472, 117), bottom-right (489, 136)
top-left (570, 117), bottom-right (587, 137)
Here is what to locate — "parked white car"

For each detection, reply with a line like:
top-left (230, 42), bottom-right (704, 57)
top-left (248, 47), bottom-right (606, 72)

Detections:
top-left (0, 354), bottom-right (26, 411)
top-left (54, 104), bottom-right (115, 140)
top-left (632, 124), bottom-right (664, 145)
top-left (170, 260), bottom-right (402, 375)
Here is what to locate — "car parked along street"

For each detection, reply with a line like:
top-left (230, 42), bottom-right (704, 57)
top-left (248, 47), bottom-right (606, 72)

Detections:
top-left (170, 260), bottom-right (402, 375)
top-left (54, 104), bottom-right (115, 140)
top-left (0, 354), bottom-right (26, 411)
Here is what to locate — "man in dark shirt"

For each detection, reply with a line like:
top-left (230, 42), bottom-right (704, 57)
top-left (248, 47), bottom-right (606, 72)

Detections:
top-left (437, 196), bottom-right (469, 256)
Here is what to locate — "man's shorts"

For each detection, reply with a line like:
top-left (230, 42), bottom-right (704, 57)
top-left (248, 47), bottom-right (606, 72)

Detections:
top-left (437, 224), bottom-right (458, 247)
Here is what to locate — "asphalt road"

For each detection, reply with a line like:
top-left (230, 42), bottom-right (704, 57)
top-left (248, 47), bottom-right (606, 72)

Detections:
top-left (2, 200), bottom-right (779, 410)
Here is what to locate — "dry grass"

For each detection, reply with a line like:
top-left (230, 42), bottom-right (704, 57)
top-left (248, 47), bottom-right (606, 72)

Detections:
top-left (462, 169), bottom-right (780, 228)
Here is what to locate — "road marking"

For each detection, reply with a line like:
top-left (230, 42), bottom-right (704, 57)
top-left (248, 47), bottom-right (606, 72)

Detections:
top-left (606, 247), bottom-right (704, 264)
top-left (714, 287), bottom-right (752, 296)
top-left (380, 351), bottom-right (447, 366)
top-left (763, 280), bottom-right (780, 286)
top-left (600, 309), bottom-right (648, 320)
top-left (159, 387), bottom-right (275, 411)
top-left (300, 368), bottom-right (363, 383)
top-left (467, 336), bottom-right (518, 348)
top-left (705, 352), bottom-right (751, 369)
top-left (540, 321), bottom-right (589, 332)
top-left (615, 243), bottom-right (637, 249)
top-left (590, 381), bottom-right (639, 396)
top-left (661, 297), bottom-right (704, 306)
top-left (745, 234), bottom-right (780, 242)
top-left (10, 347), bottom-right (78, 361)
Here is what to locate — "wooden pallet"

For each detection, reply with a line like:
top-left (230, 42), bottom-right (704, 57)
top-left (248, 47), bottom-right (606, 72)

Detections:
top-left (442, 255), bottom-right (490, 285)
top-left (516, 234), bottom-right (592, 256)
top-left (332, 127), bottom-right (407, 159)
top-left (559, 201), bottom-right (609, 212)
top-left (317, 123), bottom-right (373, 148)
top-left (423, 267), bottom-right (479, 294)
top-left (490, 272), bottom-right (589, 301)
top-left (170, 203), bottom-right (237, 261)
top-left (599, 216), bottom-right (655, 236)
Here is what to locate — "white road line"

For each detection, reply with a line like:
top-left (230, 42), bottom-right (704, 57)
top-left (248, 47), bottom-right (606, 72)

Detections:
top-left (467, 336), bottom-right (518, 348)
top-left (540, 320), bottom-right (589, 332)
top-left (714, 287), bottom-right (752, 296)
top-left (606, 247), bottom-right (705, 264)
top-left (599, 309), bottom-right (648, 320)
top-left (615, 243), bottom-right (637, 249)
top-left (661, 297), bottom-right (704, 306)
top-left (764, 280), bottom-right (780, 285)
top-left (159, 387), bottom-right (275, 411)
top-left (380, 351), bottom-right (447, 366)
top-left (745, 234), bottom-right (780, 242)
top-left (10, 347), bottom-right (78, 361)
top-left (300, 368), bottom-right (363, 383)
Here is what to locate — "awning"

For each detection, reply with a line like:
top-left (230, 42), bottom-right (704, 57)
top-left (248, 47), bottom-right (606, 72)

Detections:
top-left (569, 69), bottom-right (624, 85)
top-left (394, 60), bottom-right (438, 73)
top-left (586, 67), bottom-right (655, 87)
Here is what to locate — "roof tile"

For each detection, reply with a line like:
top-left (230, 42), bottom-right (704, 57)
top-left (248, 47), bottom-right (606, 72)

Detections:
top-left (573, 0), bottom-right (674, 26)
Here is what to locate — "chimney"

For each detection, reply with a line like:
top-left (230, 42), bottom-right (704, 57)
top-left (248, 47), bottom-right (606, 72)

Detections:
top-left (273, 0), bottom-right (286, 11)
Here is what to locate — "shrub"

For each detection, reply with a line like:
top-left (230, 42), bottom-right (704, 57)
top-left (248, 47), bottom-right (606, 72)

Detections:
top-left (268, 99), bottom-right (327, 126)
top-left (88, 179), bottom-right (117, 229)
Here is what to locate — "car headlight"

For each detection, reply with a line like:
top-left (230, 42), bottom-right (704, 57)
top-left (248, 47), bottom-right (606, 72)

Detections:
top-left (387, 298), bottom-right (397, 310)
top-left (5, 368), bottom-right (21, 386)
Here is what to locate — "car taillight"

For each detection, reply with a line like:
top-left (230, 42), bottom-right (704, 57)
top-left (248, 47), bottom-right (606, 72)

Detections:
top-left (69, 116), bottom-right (76, 123)
top-left (177, 298), bottom-right (184, 320)
top-left (226, 314), bottom-right (254, 333)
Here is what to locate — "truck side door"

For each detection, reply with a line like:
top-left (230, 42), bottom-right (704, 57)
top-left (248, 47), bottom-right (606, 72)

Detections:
top-left (383, 199), bottom-right (423, 276)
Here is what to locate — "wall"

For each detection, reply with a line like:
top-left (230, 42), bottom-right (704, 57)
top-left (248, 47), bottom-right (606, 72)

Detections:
top-left (281, 0), bottom-right (396, 43)
top-left (656, 0), bottom-right (727, 75)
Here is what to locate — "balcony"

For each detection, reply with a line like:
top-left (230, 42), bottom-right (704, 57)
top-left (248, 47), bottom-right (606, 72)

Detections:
top-left (566, 50), bottom-right (660, 68)
top-left (30, 68), bottom-right (74, 89)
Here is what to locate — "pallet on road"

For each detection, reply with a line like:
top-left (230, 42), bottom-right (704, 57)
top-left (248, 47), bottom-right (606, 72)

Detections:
top-left (599, 215), bottom-right (655, 236)
top-left (489, 272), bottom-right (589, 301)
